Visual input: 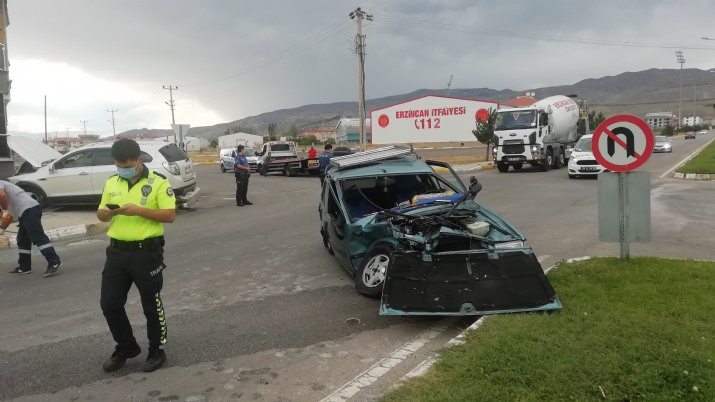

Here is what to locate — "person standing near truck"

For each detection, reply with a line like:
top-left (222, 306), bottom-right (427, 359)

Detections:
top-left (234, 145), bottom-right (252, 206)
top-left (318, 144), bottom-right (333, 185)
top-left (308, 146), bottom-right (317, 159)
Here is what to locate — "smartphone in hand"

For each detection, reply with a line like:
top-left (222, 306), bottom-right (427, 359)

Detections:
top-left (106, 204), bottom-right (120, 210)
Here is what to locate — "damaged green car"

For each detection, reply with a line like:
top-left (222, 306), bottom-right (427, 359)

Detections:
top-left (319, 146), bottom-right (562, 316)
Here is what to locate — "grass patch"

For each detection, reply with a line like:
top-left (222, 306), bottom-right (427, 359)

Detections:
top-left (677, 139), bottom-right (715, 174)
top-left (382, 257), bottom-right (715, 402)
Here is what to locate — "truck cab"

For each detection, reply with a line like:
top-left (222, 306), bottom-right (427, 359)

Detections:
top-left (492, 95), bottom-right (580, 173)
top-left (256, 141), bottom-right (298, 174)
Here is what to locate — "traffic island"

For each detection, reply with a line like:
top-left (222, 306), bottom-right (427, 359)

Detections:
top-left (673, 138), bottom-right (715, 180)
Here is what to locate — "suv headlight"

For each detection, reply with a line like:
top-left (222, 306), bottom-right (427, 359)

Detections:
top-left (494, 240), bottom-right (525, 249)
top-left (162, 162), bottom-right (181, 175)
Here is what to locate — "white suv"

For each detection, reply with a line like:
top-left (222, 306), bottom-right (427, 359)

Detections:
top-left (8, 140), bottom-right (200, 208)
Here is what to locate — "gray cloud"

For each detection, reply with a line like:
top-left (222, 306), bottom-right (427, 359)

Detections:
top-left (7, 0), bottom-right (715, 134)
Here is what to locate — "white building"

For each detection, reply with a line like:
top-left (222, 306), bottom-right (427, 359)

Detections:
top-left (682, 116), bottom-right (703, 127)
top-left (644, 112), bottom-right (674, 128)
top-left (155, 136), bottom-right (208, 152)
top-left (370, 95), bottom-right (500, 145)
top-left (217, 133), bottom-right (263, 149)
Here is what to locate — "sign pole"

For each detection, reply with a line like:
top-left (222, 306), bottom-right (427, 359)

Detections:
top-left (618, 172), bottom-right (629, 259)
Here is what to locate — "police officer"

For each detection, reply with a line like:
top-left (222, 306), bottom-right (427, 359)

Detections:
top-left (97, 139), bottom-right (176, 373)
top-left (234, 145), bottom-right (252, 206)
top-left (0, 180), bottom-right (62, 277)
top-left (318, 144), bottom-right (333, 185)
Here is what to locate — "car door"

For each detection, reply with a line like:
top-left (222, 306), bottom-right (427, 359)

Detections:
top-left (323, 181), bottom-right (350, 268)
top-left (91, 148), bottom-right (118, 199)
top-left (43, 149), bottom-right (96, 201)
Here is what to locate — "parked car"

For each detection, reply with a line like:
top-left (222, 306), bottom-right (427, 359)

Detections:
top-left (219, 147), bottom-right (258, 173)
top-left (653, 136), bottom-right (672, 153)
top-left (567, 134), bottom-right (606, 179)
top-left (332, 146), bottom-right (354, 157)
top-left (8, 140), bottom-right (200, 208)
top-left (318, 146), bottom-right (562, 316)
top-left (685, 132), bottom-right (696, 140)
top-left (699, 129), bottom-right (708, 135)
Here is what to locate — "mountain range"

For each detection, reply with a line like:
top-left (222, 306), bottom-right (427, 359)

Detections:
top-left (123, 67), bottom-right (715, 140)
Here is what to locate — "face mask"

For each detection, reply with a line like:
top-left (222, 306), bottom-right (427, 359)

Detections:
top-left (117, 161), bottom-right (139, 179)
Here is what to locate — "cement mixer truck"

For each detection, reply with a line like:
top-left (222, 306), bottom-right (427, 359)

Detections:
top-left (492, 95), bottom-right (581, 172)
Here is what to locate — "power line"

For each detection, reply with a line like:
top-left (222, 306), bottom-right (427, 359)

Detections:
top-left (375, 13), bottom-right (715, 50)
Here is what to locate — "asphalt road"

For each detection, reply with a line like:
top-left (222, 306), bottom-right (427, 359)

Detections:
top-left (1, 134), bottom-right (713, 401)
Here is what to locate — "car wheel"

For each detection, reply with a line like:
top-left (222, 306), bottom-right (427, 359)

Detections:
top-left (568, 174), bottom-right (576, 179)
top-left (554, 149), bottom-right (565, 169)
top-left (496, 162), bottom-right (509, 172)
top-left (541, 150), bottom-right (553, 172)
top-left (19, 185), bottom-right (47, 207)
top-left (513, 163), bottom-right (523, 170)
top-left (221, 164), bottom-right (226, 173)
top-left (322, 235), bottom-right (335, 255)
top-left (355, 245), bottom-right (392, 298)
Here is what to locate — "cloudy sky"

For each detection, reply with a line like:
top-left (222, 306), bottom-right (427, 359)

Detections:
top-left (6, 0), bottom-right (715, 136)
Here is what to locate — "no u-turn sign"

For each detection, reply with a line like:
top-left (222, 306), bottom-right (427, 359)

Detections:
top-left (592, 115), bottom-right (654, 172)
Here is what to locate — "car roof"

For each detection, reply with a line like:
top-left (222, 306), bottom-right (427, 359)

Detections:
top-left (329, 156), bottom-right (435, 180)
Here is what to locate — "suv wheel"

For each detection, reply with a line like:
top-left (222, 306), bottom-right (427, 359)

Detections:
top-left (355, 245), bottom-right (392, 298)
top-left (221, 164), bottom-right (226, 173)
top-left (19, 185), bottom-right (47, 207)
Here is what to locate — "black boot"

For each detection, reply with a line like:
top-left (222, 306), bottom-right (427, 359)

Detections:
top-left (143, 348), bottom-right (167, 372)
top-left (102, 342), bottom-right (141, 372)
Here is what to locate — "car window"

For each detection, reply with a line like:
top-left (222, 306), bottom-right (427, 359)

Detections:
top-left (655, 136), bottom-right (667, 142)
top-left (270, 144), bottom-right (290, 152)
top-left (327, 185), bottom-right (343, 220)
top-left (159, 143), bottom-right (189, 162)
top-left (93, 149), bottom-right (114, 166)
top-left (56, 150), bottom-right (94, 169)
top-left (244, 148), bottom-right (255, 157)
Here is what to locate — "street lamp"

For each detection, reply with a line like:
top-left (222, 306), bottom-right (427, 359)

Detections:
top-left (675, 51), bottom-right (685, 129)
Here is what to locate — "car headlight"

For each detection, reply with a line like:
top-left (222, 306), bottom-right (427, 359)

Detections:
top-left (531, 145), bottom-right (538, 152)
top-left (664, 144), bottom-right (671, 148)
top-left (495, 240), bottom-right (525, 249)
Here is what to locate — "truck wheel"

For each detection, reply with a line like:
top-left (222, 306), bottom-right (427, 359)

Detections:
top-left (259, 164), bottom-right (267, 176)
top-left (496, 162), bottom-right (509, 172)
top-left (283, 166), bottom-right (289, 176)
top-left (541, 150), bottom-right (552, 172)
top-left (513, 163), bottom-right (523, 170)
top-left (355, 245), bottom-right (392, 298)
top-left (554, 149), bottom-right (564, 169)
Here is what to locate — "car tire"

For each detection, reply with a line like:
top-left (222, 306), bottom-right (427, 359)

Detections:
top-left (221, 164), bottom-right (226, 173)
top-left (541, 150), bottom-right (553, 172)
top-left (568, 174), bottom-right (576, 179)
top-left (496, 162), bottom-right (509, 172)
top-left (19, 184), bottom-right (47, 207)
top-left (355, 245), bottom-right (392, 298)
top-left (554, 149), bottom-right (564, 169)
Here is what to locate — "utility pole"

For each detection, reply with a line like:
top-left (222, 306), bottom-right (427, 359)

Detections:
top-left (163, 85), bottom-right (178, 143)
top-left (350, 7), bottom-right (372, 152)
top-left (64, 126), bottom-right (70, 136)
top-left (447, 75), bottom-right (453, 97)
top-left (676, 51), bottom-right (685, 129)
top-left (44, 95), bottom-right (48, 144)
top-left (80, 120), bottom-right (89, 135)
top-left (107, 108), bottom-right (118, 137)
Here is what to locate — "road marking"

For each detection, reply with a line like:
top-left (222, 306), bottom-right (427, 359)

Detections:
top-left (320, 318), bottom-right (456, 402)
top-left (660, 137), bottom-right (715, 179)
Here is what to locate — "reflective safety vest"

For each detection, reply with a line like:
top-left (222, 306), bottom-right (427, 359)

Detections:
top-left (99, 167), bottom-right (176, 241)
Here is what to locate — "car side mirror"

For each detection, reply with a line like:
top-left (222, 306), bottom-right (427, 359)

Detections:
top-left (469, 176), bottom-right (482, 198)
top-left (49, 163), bottom-right (56, 172)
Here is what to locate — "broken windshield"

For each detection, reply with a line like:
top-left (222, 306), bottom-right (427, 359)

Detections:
top-left (495, 110), bottom-right (537, 130)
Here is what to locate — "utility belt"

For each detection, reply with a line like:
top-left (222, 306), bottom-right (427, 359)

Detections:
top-left (109, 236), bottom-right (164, 251)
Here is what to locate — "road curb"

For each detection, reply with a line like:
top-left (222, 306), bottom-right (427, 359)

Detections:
top-left (672, 172), bottom-right (713, 180)
top-left (433, 162), bottom-right (493, 173)
top-left (0, 222), bottom-right (110, 250)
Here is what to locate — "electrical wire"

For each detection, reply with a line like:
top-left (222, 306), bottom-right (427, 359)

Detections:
top-left (375, 13), bottom-right (715, 50)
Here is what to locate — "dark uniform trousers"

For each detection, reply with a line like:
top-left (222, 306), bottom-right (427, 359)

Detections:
top-left (235, 172), bottom-right (250, 204)
top-left (100, 239), bottom-right (167, 349)
top-left (17, 205), bottom-right (61, 268)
